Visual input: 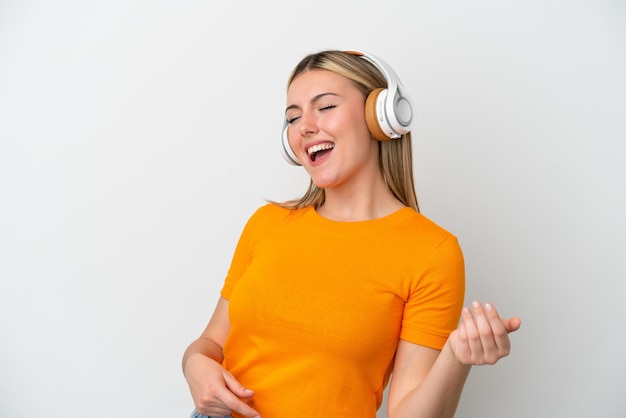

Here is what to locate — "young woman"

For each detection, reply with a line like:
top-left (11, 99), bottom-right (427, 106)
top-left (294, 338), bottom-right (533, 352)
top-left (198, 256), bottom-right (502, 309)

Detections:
top-left (182, 49), bottom-right (521, 418)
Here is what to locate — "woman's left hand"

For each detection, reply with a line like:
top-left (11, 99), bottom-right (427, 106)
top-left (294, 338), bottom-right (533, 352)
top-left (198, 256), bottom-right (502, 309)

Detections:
top-left (448, 301), bottom-right (521, 365)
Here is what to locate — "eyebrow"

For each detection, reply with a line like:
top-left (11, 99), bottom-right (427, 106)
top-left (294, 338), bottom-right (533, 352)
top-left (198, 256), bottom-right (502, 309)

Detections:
top-left (285, 92), bottom-right (340, 114)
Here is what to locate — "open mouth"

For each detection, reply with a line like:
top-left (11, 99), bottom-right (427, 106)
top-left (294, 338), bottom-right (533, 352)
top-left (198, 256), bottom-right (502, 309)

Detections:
top-left (308, 142), bottom-right (335, 162)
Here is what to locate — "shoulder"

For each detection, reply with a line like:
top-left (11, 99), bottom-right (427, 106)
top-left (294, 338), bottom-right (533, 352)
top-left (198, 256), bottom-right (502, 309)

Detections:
top-left (392, 209), bottom-right (460, 249)
top-left (249, 203), bottom-right (301, 221)
top-left (243, 203), bottom-right (307, 232)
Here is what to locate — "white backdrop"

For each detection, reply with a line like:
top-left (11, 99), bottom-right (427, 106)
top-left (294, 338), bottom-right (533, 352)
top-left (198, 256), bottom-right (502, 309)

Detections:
top-left (1, 1), bottom-right (624, 417)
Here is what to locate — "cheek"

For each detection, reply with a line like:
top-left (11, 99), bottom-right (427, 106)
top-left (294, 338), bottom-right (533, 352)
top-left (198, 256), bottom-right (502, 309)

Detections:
top-left (287, 126), bottom-right (301, 151)
top-left (323, 112), bottom-right (365, 138)
top-left (287, 126), bottom-right (310, 165)
top-left (341, 105), bottom-right (370, 138)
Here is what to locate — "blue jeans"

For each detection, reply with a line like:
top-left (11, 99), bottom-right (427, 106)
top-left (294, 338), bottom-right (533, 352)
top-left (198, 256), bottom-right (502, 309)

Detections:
top-left (190, 410), bottom-right (232, 418)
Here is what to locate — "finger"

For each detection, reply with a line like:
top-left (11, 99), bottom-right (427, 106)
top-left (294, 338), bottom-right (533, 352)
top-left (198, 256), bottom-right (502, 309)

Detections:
top-left (223, 372), bottom-right (255, 399)
top-left (454, 323), bottom-right (472, 362)
top-left (472, 300), bottom-right (503, 364)
top-left (461, 303), bottom-right (484, 362)
top-left (214, 389), bottom-right (261, 418)
top-left (195, 389), bottom-right (238, 417)
top-left (484, 303), bottom-right (521, 335)
top-left (230, 401), bottom-right (262, 418)
top-left (483, 302), bottom-right (510, 358)
top-left (219, 374), bottom-right (260, 418)
top-left (503, 316), bottom-right (522, 333)
top-left (468, 301), bottom-right (513, 364)
top-left (197, 405), bottom-right (233, 417)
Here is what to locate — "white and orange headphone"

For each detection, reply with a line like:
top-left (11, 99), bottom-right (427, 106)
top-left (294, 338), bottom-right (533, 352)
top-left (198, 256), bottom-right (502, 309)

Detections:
top-left (281, 49), bottom-right (414, 166)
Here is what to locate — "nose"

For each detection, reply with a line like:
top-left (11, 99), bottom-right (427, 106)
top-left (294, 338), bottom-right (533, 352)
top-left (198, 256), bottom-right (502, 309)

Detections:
top-left (298, 110), bottom-right (318, 137)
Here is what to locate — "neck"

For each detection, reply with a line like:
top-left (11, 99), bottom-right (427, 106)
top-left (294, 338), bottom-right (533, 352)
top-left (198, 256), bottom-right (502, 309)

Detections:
top-left (317, 175), bottom-right (405, 222)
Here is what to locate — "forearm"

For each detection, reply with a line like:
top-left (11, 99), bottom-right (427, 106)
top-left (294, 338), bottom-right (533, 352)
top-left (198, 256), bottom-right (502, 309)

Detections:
top-left (390, 342), bottom-right (471, 418)
top-left (182, 337), bottom-right (225, 376)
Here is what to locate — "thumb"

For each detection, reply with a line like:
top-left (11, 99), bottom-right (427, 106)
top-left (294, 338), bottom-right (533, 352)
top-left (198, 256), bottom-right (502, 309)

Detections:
top-left (223, 372), bottom-right (254, 398)
top-left (504, 316), bottom-right (522, 333)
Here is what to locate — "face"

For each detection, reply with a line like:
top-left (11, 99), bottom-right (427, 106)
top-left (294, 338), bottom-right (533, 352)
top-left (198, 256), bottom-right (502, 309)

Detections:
top-left (285, 69), bottom-right (380, 190)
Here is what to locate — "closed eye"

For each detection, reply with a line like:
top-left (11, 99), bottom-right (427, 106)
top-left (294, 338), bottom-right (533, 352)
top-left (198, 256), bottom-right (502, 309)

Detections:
top-left (285, 93), bottom-right (340, 123)
top-left (286, 104), bottom-right (336, 124)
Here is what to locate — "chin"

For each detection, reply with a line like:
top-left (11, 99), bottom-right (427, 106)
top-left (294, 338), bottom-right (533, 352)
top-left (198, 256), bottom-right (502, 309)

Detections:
top-left (311, 178), bottom-right (341, 190)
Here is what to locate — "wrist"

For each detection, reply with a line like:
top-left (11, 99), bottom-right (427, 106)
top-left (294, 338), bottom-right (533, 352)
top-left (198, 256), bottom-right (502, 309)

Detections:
top-left (183, 352), bottom-right (214, 378)
top-left (444, 339), bottom-right (473, 370)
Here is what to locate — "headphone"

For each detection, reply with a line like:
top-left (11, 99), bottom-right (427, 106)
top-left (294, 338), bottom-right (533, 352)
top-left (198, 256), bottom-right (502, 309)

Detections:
top-left (281, 49), bottom-right (414, 166)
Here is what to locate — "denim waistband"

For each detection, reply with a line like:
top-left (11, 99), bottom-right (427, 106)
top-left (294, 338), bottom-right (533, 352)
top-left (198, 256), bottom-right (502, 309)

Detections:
top-left (189, 409), bottom-right (232, 418)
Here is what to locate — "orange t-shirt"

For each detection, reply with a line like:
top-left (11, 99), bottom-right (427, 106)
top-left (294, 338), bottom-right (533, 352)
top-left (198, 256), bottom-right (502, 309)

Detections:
top-left (221, 204), bottom-right (465, 417)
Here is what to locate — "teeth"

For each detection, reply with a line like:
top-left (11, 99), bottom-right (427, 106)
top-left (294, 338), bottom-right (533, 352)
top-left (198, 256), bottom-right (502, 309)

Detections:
top-left (307, 143), bottom-right (335, 155)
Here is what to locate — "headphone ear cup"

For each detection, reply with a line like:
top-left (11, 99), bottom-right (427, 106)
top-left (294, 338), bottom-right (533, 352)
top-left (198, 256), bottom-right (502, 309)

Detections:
top-left (281, 122), bottom-right (302, 165)
top-left (365, 88), bottom-right (391, 141)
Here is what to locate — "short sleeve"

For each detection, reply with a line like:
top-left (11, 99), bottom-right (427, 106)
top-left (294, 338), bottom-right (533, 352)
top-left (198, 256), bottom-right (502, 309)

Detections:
top-left (400, 235), bottom-right (465, 350)
top-left (220, 206), bottom-right (265, 299)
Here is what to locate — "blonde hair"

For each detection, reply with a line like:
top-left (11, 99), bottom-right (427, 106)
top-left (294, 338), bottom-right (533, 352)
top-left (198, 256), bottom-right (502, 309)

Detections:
top-left (276, 50), bottom-right (419, 213)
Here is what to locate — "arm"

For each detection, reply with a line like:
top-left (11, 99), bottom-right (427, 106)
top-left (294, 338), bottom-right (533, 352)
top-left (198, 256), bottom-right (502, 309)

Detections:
top-left (182, 297), bottom-right (261, 418)
top-left (387, 301), bottom-right (521, 418)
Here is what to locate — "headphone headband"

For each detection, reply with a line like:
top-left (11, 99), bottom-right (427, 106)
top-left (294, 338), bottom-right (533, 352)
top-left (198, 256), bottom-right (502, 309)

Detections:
top-left (344, 50), bottom-right (400, 94)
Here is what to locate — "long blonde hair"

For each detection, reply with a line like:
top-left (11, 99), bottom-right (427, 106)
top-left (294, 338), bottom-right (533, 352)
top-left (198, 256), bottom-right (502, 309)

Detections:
top-left (276, 50), bottom-right (419, 213)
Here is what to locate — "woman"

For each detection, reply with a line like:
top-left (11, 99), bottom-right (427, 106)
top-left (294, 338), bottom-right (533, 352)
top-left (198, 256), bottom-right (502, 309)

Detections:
top-left (182, 49), bottom-right (521, 418)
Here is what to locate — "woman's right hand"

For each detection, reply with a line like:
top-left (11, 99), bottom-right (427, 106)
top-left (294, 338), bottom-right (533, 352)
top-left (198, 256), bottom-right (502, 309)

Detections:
top-left (184, 352), bottom-right (261, 418)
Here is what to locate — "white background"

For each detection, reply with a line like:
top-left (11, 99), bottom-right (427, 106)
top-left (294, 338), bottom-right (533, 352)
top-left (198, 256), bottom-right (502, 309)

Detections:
top-left (1, 1), bottom-right (624, 417)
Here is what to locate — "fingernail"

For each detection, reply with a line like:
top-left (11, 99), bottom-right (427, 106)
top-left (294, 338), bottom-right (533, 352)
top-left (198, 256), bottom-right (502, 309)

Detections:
top-left (472, 300), bottom-right (480, 308)
top-left (485, 302), bottom-right (493, 312)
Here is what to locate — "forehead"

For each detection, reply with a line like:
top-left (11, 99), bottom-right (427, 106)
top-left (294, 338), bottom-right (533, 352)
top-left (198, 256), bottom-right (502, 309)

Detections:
top-left (287, 69), bottom-right (358, 102)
